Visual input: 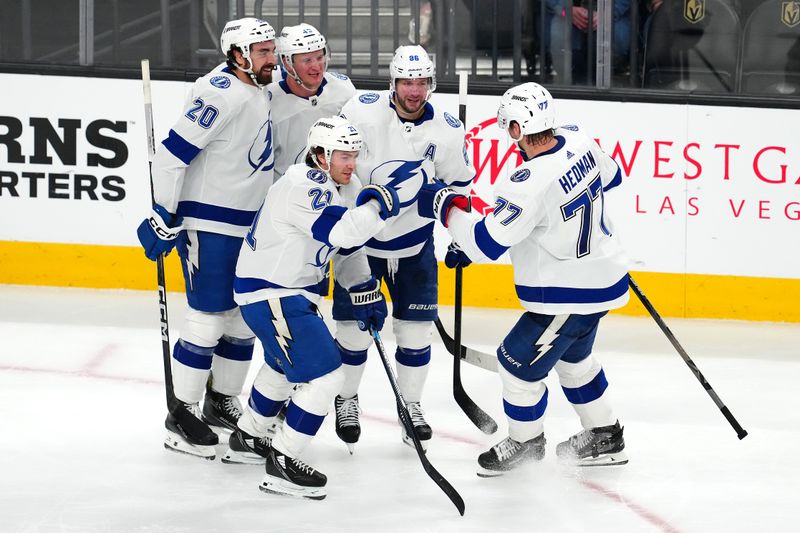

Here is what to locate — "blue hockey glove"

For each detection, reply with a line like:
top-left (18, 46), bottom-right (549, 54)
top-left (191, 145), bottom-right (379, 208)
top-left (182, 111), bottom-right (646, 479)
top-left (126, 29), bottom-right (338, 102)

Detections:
top-left (136, 204), bottom-right (183, 261)
top-left (349, 277), bottom-right (388, 332)
top-left (417, 179), bottom-right (470, 227)
top-left (444, 242), bottom-right (472, 269)
top-left (356, 184), bottom-right (399, 220)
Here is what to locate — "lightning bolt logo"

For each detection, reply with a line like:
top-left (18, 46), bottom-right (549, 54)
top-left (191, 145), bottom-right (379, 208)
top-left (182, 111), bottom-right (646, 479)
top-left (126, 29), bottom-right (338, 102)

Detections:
top-left (371, 159), bottom-right (428, 208)
top-left (183, 231), bottom-right (199, 292)
top-left (529, 315), bottom-right (568, 367)
top-left (268, 299), bottom-right (294, 366)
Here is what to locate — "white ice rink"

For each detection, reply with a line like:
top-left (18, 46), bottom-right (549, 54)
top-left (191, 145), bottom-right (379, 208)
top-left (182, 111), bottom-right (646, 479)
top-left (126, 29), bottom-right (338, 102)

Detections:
top-left (1, 285), bottom-right (798, 533)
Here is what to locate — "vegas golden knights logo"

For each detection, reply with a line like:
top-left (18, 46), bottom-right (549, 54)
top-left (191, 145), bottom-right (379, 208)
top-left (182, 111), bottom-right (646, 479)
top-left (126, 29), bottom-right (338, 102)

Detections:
top-left (782, 2), bottom-right (800, 28)
top-left (684, 0), bottom-right (705, 24)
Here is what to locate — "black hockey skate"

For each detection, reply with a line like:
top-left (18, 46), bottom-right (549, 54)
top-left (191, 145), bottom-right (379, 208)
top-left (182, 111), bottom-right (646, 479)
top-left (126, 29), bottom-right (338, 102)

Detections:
top-left (477, 434), bottom-right (546, 477)
top-left (164, 401), bottom-right (219, 460)
top-left (202, 379), bottom-right (244, 432)
top-left (399, 402), bottom-right (432, 451)
top-left (556, 421), bottom-right (628, 466)
top-left (334, 395), bottom-right (361, 454)
top-left (260, 447), bottom-right (327, 500)
top-left (221, 427), bottom-right (273, 465)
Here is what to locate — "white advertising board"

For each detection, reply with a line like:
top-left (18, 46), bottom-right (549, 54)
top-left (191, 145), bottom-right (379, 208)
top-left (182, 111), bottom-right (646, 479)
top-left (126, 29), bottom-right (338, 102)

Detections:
top-left (1, 72), bottom-right (798, 279)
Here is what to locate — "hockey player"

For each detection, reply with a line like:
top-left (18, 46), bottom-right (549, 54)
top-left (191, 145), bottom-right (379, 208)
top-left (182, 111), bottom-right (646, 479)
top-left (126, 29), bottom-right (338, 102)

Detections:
top-left (136, 17), bottom-right (277, 459)
top-left (223, 116), bottom-right (400, 499)
top-left (331, 45), bottom-right (475, 452)
top-left (418, 82), bottom-right (629, 475)
top-left (269, 22), bottom-right (357, 179)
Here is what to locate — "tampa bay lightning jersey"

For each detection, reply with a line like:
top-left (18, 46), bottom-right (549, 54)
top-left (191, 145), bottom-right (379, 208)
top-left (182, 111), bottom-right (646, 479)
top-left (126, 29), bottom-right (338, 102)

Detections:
top-left (339, 90), bottom-right (474, 258)
top-left (152, 63), bottom-right (274, 237)
top-left (268, 72), bottom-right (357, 179)
top-left (233, 163), bottom-right (385, 306)
top-left (448, 125), bottom-right (630, 315)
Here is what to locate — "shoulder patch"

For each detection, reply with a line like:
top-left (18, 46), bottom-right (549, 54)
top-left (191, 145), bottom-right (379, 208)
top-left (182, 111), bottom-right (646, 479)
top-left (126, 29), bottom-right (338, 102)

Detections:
top-left (562, 124), bottom-right (579, 131)
top-left (329, 71), bottom-right (349, 81)
top-left (443, 111), bottom-right (461, 128)
top-left (210, 76), bottom-right (231, 89)
top-left (510, 168), bottom-right (531, 183)
top-left (358, 92), bottom-right (380, 104)
top-left (307, 169), bottom-right (328, 184)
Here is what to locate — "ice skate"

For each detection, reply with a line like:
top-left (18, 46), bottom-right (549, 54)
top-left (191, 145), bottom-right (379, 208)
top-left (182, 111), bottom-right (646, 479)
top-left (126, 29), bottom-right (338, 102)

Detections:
top-left (222, 427), bottom-right (273, 465)
top-left (164, 401), bottom-right (218, 460)
top-left (201, 379), bottom-right (244, 432)
top-left (477, 434), bottom-right (546, 477)
top-left (399, 402), bottom-right (432, 452)
top-left (259, 447), bottom-right (327, 500)
top-left (334, 395), bottom-right (361, 454)
top-left (556, 421), bottom-right (627, 466)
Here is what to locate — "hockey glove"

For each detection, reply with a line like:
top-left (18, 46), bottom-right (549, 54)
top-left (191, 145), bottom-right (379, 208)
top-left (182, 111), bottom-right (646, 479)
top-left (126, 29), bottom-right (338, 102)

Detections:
top-left (349, 277), bottom-right (388, 332)
top-left (444, 242), bottom-right (472, 269)
top-left (417, 179), bottom-right (470, 227)
top-left (356, 184), bottom-right (400, 220)
top-left (136, 204), bottom-right (183, 261)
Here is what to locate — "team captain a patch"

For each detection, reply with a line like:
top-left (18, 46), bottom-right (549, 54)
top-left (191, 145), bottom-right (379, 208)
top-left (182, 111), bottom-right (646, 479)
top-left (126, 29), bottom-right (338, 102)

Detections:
top-left (510, 168), bottom-right (531, 182)
top-left (210, 76), bottom-right (231, 89)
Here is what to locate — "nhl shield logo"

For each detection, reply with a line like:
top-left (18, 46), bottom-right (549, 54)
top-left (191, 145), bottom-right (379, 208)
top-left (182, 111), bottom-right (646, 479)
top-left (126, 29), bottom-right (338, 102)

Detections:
top-left (783, 2), bottom-right (800, 28)
top-left (684, 0), bottom-right (705, 24)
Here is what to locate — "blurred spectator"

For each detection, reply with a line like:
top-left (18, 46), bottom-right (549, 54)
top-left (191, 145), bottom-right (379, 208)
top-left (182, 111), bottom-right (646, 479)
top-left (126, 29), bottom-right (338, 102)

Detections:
top-left (409, 1), bottom-right (435, 48)
top-left (547, 0), bottom-right (631, 84)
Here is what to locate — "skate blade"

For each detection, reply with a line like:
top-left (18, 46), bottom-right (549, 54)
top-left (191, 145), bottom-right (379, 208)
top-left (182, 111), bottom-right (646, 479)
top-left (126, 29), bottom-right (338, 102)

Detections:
top-left (201, 416), bottom-right (236, 434)
top-left (164, 431), bottom-right (216, 460)
top-left (401, 430), bottom-right (429, 453)
top-left (220, 448), bottom-right (266, 465)
top-left (259, 477), bottom-right (326, 500)
top-left (476, 466), bottom-right (506, 478)
top-left (562, 451), bottom-right (629, 467)
top-left (346, 443), bottom-right (355, 455)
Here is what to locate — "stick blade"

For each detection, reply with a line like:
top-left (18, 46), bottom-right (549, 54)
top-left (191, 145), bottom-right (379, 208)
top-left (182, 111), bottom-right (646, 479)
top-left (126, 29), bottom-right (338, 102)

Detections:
top-left (454, 384), bottom-right (498, 434)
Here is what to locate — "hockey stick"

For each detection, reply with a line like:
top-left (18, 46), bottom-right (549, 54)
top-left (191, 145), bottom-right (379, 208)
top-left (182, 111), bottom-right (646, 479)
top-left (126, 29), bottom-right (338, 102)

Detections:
top-left (370, 328), bottom-right (465, 516)
top-left (141, 60), bottom-right (216, 444)
top-left (450, 71), bottom-right (498, 434)
top-left (628, 276), bottom-right (748, 440)
top-left (434, 318), bottom-right (497, 372)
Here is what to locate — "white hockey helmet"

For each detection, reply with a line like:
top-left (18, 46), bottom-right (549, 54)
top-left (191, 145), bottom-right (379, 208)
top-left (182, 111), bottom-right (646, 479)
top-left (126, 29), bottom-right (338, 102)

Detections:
top-left (496, 82), bottom-right (555, 139)
top-left (220, 17), bottom-right (276, 64)
top-left (278, 23), bottom-right (328, 65)
top-left (306, 116), bottom-right (364, 169)
top-left (389, 45), bottom-right (436, 98)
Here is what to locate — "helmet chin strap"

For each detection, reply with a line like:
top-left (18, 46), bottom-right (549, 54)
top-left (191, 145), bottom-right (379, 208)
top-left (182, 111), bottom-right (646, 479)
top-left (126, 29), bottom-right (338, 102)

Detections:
top-left (311, 150), bottom-right (333, 175)
top-left (239, 56), bottom-right (267, 88)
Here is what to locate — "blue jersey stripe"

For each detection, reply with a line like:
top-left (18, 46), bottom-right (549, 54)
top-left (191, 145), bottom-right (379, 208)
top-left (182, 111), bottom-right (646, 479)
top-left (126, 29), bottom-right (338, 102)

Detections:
top-left (449, 177), bottom-right (474, 188)
top-left (249, 387), bottom-right (286, 418)
top-left (474, 219), bottom-right (509, 260)
top-left (285, 401), bottom-right (325, 436)
top-left (234, 276), bottom-right (329, 296)
top-left (366, 222), bottom-right (434, 251)
top-left (395, 346), bottom-right (431, 367)
top-left (162, 129), bottom-right (201, 165)
top-left (516, 274), bottom-right (629, 305)
top-left (311, 205), bottom-right (347, 246)
top-left (176, 201), bottom-right (257, 227)
top-left (214, 336), bottom-right (255, 362)
top-left (562, 368), bottom-right (609, 405)
top-left (172, 340), bottom-right (213, 370)
top-left (503, 387), bottom-right (549, 422)
top-left (604, 162), bottom-right (623, 192)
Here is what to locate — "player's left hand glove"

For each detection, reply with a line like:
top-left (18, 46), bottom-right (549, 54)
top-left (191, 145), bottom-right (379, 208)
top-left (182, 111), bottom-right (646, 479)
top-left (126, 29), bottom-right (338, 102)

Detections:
top-left (349, 277), bottom-right (388, 332)
top-left (356, 184), bottom-right (400, 220)
top-left (417, 179), bottom-right (470, 227)
top-left (444, 242), bottom-right (472, 269)
top-left (136, 204), bottom-right (183, 261)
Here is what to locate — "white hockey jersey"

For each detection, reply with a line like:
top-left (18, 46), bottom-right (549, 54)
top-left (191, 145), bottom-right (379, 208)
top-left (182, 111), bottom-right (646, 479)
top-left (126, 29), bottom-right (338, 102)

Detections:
top-left (448, 125), bottom-right (630, 315)
top-left (234, 163), bottom-right (385, 306)
top-left (339, 90), bottom-right (474, 258)
top-left (268, 72), bottom-right (357, 179)
top-left (152, 63), bottom-right (274, 237)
